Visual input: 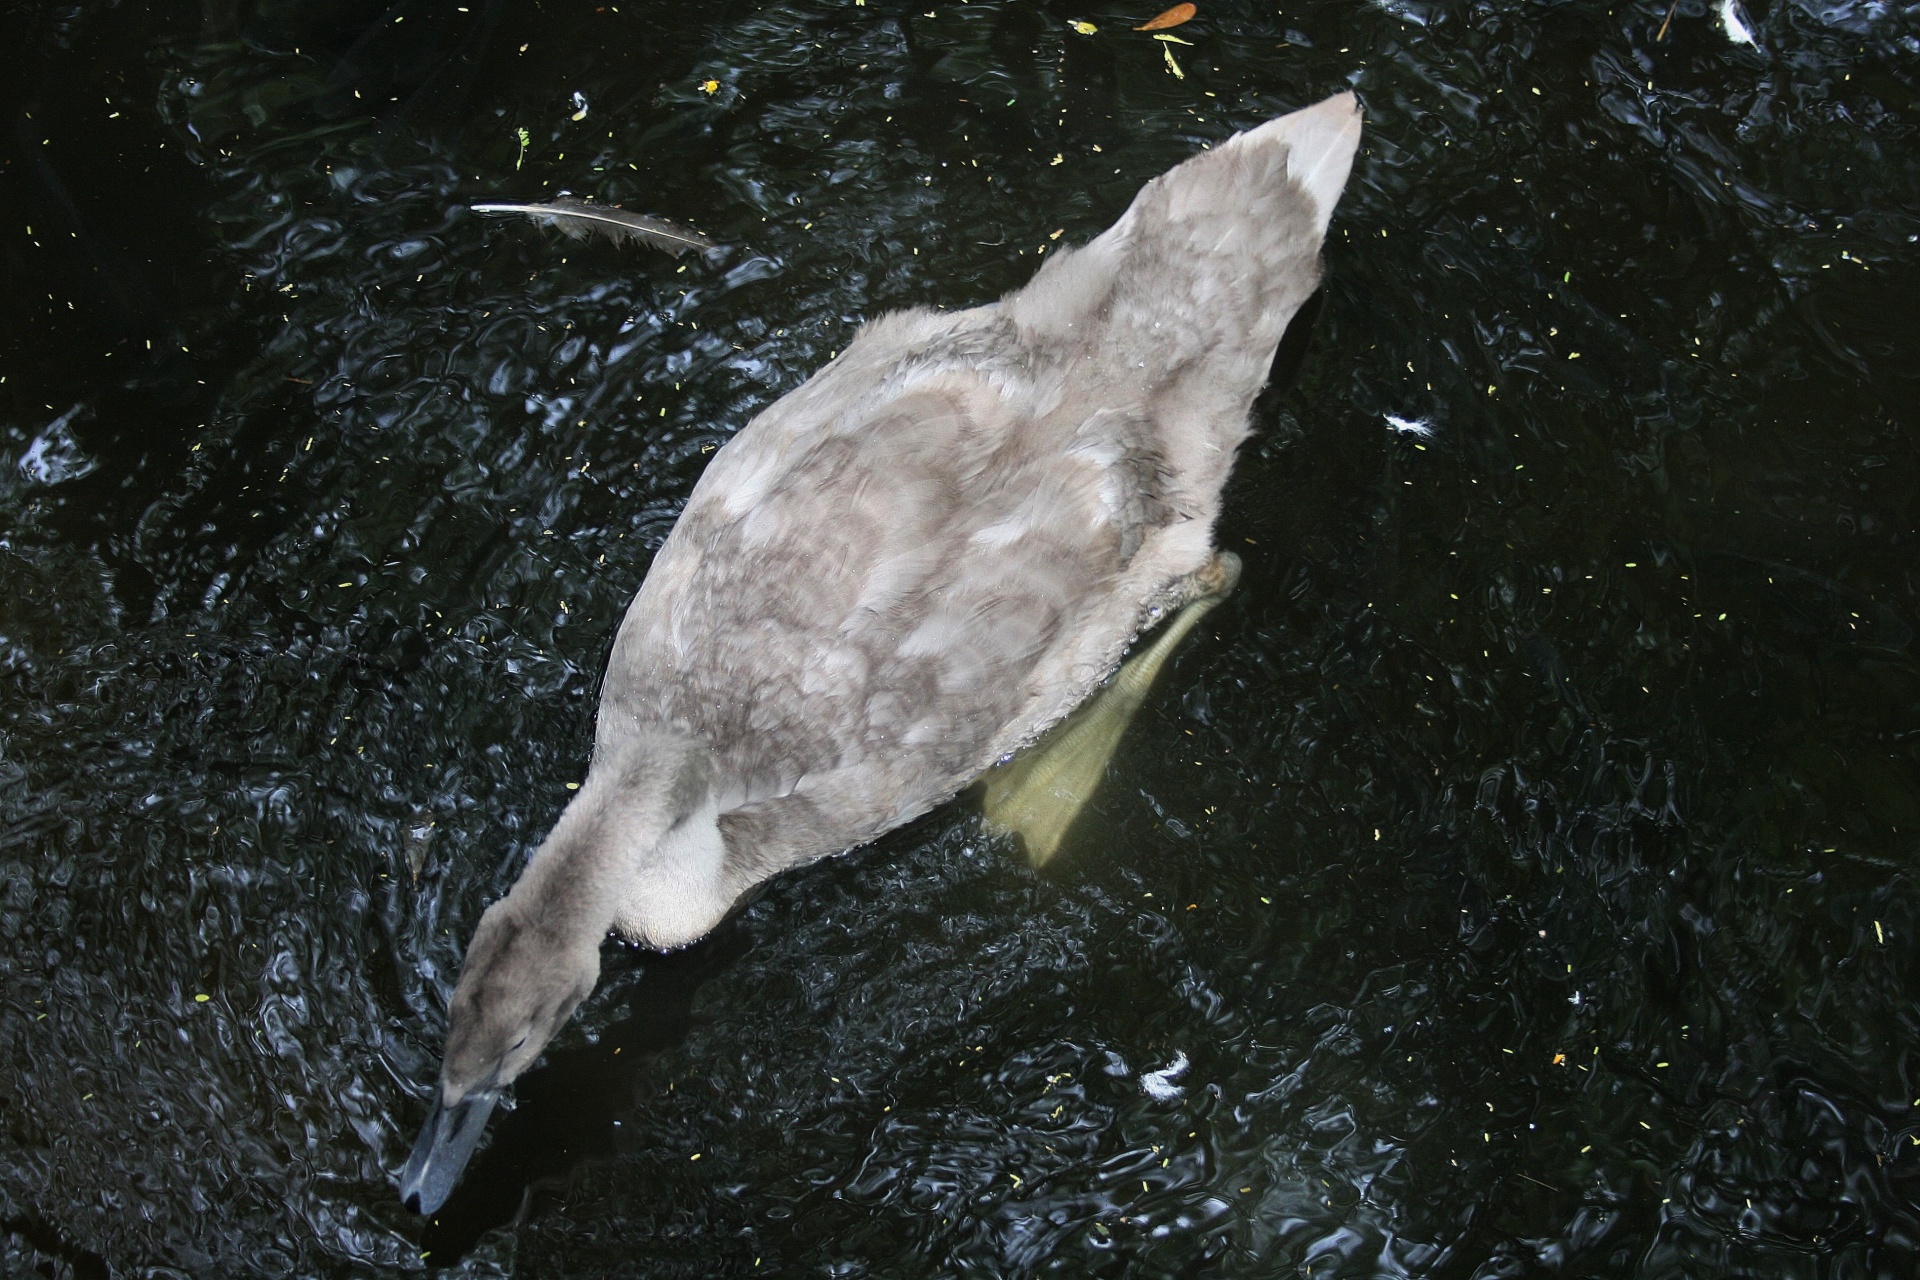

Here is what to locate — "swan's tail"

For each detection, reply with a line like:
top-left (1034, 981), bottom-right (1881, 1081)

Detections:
top-left (1005, 90), bottom-right (1362, 387)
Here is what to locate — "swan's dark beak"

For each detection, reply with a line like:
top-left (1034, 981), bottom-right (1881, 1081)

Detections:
top-left (399, 1087), bottom-right (500, 1216)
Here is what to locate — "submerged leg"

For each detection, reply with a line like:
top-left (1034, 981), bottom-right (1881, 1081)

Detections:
top-left (980, 551), bottom-right (1242, 866)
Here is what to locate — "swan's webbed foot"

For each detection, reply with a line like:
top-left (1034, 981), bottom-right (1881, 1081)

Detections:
top-left (980, 551), bottom-right (1242, 866)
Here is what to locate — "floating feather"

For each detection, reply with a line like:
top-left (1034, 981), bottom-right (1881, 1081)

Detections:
top-left (470, 197), bottom-right (716, 256)
top-left (1719, 0), bottom-right (1756, 45)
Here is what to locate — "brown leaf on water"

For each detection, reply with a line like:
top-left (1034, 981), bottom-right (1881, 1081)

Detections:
top-left (1135, 3), bottom-right (1196, 31)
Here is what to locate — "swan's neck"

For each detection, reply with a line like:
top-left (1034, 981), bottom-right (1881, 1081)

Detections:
top-left (607, 793), bottom-right (730, 948)
top-left (514, 727), bottom-right (732, 951)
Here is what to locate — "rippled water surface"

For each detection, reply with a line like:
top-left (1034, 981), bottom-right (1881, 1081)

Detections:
top-left (4, 0), bottom-right (1919, 1274)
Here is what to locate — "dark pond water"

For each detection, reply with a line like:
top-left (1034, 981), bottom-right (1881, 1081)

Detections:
top-left (4, 0), bottom-right (1920, 1274)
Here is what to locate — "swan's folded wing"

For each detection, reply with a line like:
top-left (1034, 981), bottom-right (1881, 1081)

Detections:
top-left (601, 337), bottom-right (1149, 847)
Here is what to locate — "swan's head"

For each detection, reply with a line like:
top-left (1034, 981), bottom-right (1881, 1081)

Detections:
top-left (400, 896), bottom-right (599, 1216)
top-left (400, 726), bottom-right (715, 1216)
top-left (442, 895), bottom-right (601, 1095)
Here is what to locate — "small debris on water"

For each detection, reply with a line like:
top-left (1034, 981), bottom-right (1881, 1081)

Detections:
top-left (1140, 1051), bottom-right (1189, 1101)
top-left (1720, 0), bottom-right (1756, 44)
top-left (1136, 3), bottom-right (1196, 30)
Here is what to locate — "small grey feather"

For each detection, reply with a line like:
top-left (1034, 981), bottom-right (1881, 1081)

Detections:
top-left (470, 197), bottom-right (716, 256)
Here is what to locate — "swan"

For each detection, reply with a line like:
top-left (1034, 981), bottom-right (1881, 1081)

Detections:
top-left (401, 90), bottom-right (1362, 1215)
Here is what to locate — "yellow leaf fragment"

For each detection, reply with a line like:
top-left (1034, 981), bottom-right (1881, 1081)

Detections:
top-left (1153, 32), bottom-right (1194, 44)
top-left (700, 79), bottom-right (721, 94)
top-left (1162, 44), bottom-right (1184, 78)
top-left (1070, 19), bottom-right (1098, 34)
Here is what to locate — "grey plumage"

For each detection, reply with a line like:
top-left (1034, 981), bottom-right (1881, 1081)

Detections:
top-left (403, 91), bottom-right (1363, 1216)
top-left (470, 197), bottom-right (716, 255)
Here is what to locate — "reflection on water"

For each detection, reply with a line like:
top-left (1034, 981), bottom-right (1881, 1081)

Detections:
top-left (2, 0), bottom-right (1918, 1274)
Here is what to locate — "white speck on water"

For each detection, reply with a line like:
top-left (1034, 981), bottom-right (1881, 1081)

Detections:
top-left (1720, 0), bottom-right (1756, 45)
top-left (1141, 1051), bottom-right (1189, 1101)
top-left (18, 405), bottom-right (97, 485)
top-left (1385, 414), bottom-right (1434, 438)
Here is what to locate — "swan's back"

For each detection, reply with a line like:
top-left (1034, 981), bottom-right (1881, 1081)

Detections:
top-left (600, 93), bottom-right (1363, 879)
